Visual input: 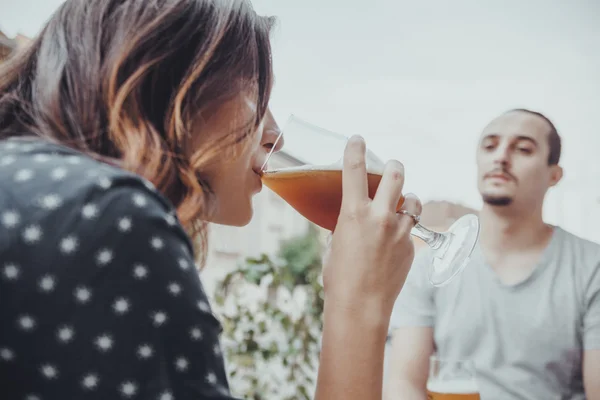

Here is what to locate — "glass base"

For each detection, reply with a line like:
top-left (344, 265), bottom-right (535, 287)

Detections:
top-left (428, 214), bottom-right (480, 287)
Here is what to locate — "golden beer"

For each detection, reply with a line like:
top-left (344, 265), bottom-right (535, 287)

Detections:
top-left (426, 380), bottom-right (481, 400)
top-left (261, 167), bottom-right (404, 231)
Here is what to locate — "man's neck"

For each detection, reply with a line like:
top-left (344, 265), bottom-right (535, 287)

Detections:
top-left (479, 203), bottom-right (553, 253)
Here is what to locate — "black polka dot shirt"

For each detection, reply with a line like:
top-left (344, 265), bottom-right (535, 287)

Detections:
top-left (0, 137), bottom-right (240, 400)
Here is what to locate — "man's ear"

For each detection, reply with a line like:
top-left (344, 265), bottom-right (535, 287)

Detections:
top-left (549, 164), bottom-right (563, 187)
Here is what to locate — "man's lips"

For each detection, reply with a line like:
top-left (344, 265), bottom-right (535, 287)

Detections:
top-left (485, 172), bottom-right (516, 182)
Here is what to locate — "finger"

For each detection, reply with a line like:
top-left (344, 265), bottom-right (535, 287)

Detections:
top-left (372, 160), bottom-right (405, 211)
top-left (341, 135), bottom-right (369, 209)
top-left (398, 193), bottom-right (422, 230)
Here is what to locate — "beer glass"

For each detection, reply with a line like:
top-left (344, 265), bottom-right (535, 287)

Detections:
top-left (427, 356), bottom-right (480, 399)
top-left (261, 115), bottom-right (479, 287)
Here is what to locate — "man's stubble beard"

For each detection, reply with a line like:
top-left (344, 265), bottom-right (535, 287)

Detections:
top-left (482, 195), bottom-right (513, 206)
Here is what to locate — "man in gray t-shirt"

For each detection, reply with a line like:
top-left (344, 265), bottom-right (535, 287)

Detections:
top-left (384, 109), bottom-right (600, 400)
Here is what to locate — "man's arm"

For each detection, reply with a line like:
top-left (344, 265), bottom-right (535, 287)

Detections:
top-left (583, 258), bottom-right (600, 400)
top-left (383, 249), bottom-right (436, 400)
top-left (384, 327), bottom-right (434, 400)
top-left (584, 349), bottom-right (600, 400)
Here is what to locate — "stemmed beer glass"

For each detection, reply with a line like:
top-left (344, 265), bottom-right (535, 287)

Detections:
top-left (261, 115), bottom-right (479, 287)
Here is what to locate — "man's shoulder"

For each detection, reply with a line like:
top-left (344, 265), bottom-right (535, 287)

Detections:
top-left (555, 226), bottom-right (600, 258)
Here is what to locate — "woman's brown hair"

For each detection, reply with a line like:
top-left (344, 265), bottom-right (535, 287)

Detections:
top-left (0, 0), bottom-right (274, 265)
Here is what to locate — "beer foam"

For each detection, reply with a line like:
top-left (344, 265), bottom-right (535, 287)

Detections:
top-left (426, 379), bottom-right (479, 394)
top-left (264, 161), bottom-right (385, 176)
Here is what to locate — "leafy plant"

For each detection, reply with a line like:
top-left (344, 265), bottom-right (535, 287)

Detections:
top-left (212, 227), bottom-right (324, 399)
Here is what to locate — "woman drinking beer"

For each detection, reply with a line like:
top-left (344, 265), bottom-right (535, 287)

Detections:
top-left (0, 0), bottom-right (421, 398)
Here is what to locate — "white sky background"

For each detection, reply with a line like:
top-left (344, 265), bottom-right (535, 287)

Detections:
top-left (1, 0), bottom-right (599, 238)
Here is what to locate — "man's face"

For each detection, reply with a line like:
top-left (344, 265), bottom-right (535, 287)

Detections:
top-left (476, 111), bottom-right (562, 209)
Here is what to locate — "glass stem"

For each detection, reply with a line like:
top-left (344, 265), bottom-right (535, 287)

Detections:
top-left (410, 224), bottom-right (445, 250)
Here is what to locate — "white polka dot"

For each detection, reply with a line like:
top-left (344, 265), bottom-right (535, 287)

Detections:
top-left (206, 372), bottom-right (217, 385)
top-left (197, 301), bottom-right (210, 313)
top-left (57, 326), bottom-right (75, 344)
top-left (14, 169), bottom-right (34, 182)
top-left (137, 344), bottom-right (153, 359)
top-left (120, 381), bottom-right (138, 398)
top-left (0, 347), bottom-right (15, 361)
top-left (178, 258), bottom-right (190, 270)
top-left (159, 391), bottom-right (174, 400)
top-left (113, 297), bottom-right (130, 315)
top-left (60, 235), bottom-right (78, 254)
top-left (22, 225), bottom-right (42, 244)
top-left (190, 327), bottom-right (203, 341)
top-left (96, 248), bottom-right (113, 266)
top-left (165, 214), bottom-right (177, 226)
top-left (95, 334), bottom-right (113, 352)
top-left (18, 315), bottom-right (36, 331)
top-left (50, 167), bottom-right (68, 181)
top-left (151, 311), bottom-right (168, 327)
top-left (38, 194), bottom-right (63, 210)
top-left (82, 373), bottom-right (99, 390)
top-left (40, 363), bottom-right (59, 379)
top-left (150, 236), bottom-right (164, 250)
top-left (66, 155), bottom-right (81, 164)
top-left (168, 282), bottom-right (182, 296)
top-left (175, 356), bottom-right (189, 372)
top-left (2, 263), bottom-right (20, 281)
top-left (213, 343), bottom-right (221, 356)
top-left (142, 179), bottom-right (155, 191)
top-left (82, 204), bottom-right (99, 219)
top-left (33, 154), bottom-right (50, 163)
top-left (39, 275), bottom-right (57, 293)
top-left (24, 395), bottom-right (41, 400)
top-left (74, 286), bottom-right (92, 304)
top-left (1, 210), bottom-right (20, 228)
top-left (0, 155), bottom-right (16, 166)
top-left (98, 177), bottom-right (112, 189)
top-left (118, 217), bottom-right (132, 232)
top-left (132, 194), bottom-right (147, 207)
top-left (133, 264), bottom-right (148, 279)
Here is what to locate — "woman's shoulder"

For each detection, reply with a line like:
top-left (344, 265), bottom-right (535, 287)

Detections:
top-left (0, 136), bottom-right (192, 255)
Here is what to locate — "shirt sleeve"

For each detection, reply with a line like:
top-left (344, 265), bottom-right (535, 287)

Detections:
top-left (389, 247), bottom-right (437, 329)
top-left (583, 259), bottom-right (600, 350)
top-left (4, 175), bottom-right (241, 399)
